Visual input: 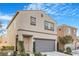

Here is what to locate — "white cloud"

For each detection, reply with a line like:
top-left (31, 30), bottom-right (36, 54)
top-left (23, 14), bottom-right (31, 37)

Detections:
top-left (23, 3), bottom-right (63, 16)
top-left (23, 3), bottom-right (60, 15)
top-left (0, 24), bottom-right (7, 31)
top-left (0, 23), bottom-right (7, 35)
top-left (0, 15), bottom-right (13, 20)
top-left (2, 24), bottom-right (7, 29)
top-left (0, 13), bottom-right (14, 35)
top-left (23, 3), bottom-right (79, 17)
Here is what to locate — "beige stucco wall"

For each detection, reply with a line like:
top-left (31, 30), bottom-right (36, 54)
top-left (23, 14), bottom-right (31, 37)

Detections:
top-left (18, 30), bottom-right (57, 51)
top-left (6, 18), bottom-right (17, 46)
top-left (57, 25), bottom-right (77, 41)
top-left (16, 10), bottom-right (57, 35)
top-left (6, 10), bottom-right (57, 52)
top-left (57, 25), bottom-right (77, 51)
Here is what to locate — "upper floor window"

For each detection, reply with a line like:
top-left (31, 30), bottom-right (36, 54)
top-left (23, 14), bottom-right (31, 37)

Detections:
top-left (59, 28), bottom-right (61, 31)
top-left (30, 16), bottom-right (36, 26)
top-left (44, 21), bottom-right (54, 31)
top-left (65, 28), bottom-right (71, 35)
top-left (41, 14), bottom-right (43, 17)
top-left (73, 29), bottom-right (76, 35)
top-left (67, 28), bottom-right (71, 34)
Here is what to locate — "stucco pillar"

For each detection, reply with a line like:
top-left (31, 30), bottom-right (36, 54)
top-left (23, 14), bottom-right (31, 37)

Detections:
top-left (17, 33), bottom-right (24, 54)
top-left (31, 37), bottom-right (34, 53)
top-left (18, 33), bottom-right (23, 41)
top-left (55, 39), bottom-right (57, 51)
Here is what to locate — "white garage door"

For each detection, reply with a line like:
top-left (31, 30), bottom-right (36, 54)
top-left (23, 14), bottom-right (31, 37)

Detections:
top-left (35, 38), bottom-right (55, 52)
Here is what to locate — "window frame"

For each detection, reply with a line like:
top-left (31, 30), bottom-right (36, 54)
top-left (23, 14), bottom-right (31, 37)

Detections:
top-left (30, 16), bottom-right (36, 26)
top-left (44, 21), bottom-right (54, 31)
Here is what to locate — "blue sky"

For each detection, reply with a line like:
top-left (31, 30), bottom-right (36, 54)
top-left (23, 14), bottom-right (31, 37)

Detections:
top-left (0, 3), bottom-right (79, 36)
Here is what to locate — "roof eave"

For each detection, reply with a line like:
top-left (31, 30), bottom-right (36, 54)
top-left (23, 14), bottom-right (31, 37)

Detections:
top-left (6, 11), bottom-right (19, 29)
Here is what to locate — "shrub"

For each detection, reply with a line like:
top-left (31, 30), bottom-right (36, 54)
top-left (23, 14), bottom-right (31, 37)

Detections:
top-left (13, 51), bottom-right (17, 56)
top-left (18, 41), bottom-right (25, 52)
top-left (25, 53), bottom-right (30, 56)
top-left (1, 46), bottom-right (14, 51)
top-left (43, 54), bottom-right (47, 56)
top-left (19, 52), bottom-right (26, 56)
top-left (17, 52), bottom-right (30, 56)
top-left (34, 52), bottom-right (42, 56)
top-left (34, 52), bottom-right (47, 56)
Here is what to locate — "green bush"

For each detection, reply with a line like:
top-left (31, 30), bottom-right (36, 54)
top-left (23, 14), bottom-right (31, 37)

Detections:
top-left (17, 52), bottom-right (30, 56)
top-left (17, 41), bottom-right (29, 56)
top-left (19, 52), bottom-right (26, 56)
top-left (18, 41), bottom-right (25, 52)
top-left (34, 52), bottom-right (47, 56)
top-left (17, 40), bottom-right (30, 56)
top-left (34, 52), bottom-right (42, 56)
top-left (25, 53), bottom-right (30, 56)
top-left (43, 54), bottom-right (47, 56)
top-left (13, 51), bottom-right (17, 56)
top-left (1, 46), bottom-right (14, 51)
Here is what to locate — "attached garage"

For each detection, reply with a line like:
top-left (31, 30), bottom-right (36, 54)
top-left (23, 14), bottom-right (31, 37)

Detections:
top-left (34, 38), bottom-right (55, 52)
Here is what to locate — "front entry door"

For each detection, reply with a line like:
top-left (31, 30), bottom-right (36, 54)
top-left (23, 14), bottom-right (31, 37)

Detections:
top-left (23, 36), bottom-right (32, 52)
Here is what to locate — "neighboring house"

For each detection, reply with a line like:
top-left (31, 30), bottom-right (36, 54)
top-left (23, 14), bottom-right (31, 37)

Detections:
top-left (57, 24), bottom-right (77, 41)
top-left (2, 34), bottom-right (11, 46)
top-left (0, 35), bottom-right (10, 49)
top-left (77, 36), bottom-right (79, 42)
top-left (57, 24), bottom-right (77, 51)
top-left (6, 10), bottom-right (57, 53)
top-left (0, 36), bottom-right (2, 48)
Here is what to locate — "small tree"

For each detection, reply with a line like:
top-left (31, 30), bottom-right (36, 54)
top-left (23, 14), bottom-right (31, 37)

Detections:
top-left (57, 36), bottom-right (73, 52)
top-left (58, 35), bottom-right (73, 44)
top-left (57, 36), bottom-right (66, 52)
top-left (18, 41), bottom-right (25, 52)
top-left (58, 36), bottom-right (66, 44)
top-left (63, 35), bottom-right (73, 43)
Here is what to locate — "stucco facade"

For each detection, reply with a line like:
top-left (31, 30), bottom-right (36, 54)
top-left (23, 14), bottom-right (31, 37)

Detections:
top-left (6, 10), bottom-right (57, 53)
top-left (57, 24), bottom-right (77, 41)
top-left (57, 24), bottom-right (77, 51)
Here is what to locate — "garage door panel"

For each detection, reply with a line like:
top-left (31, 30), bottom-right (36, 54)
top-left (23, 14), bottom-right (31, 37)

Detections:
top-left (35, 39), bottom-right (55, 52)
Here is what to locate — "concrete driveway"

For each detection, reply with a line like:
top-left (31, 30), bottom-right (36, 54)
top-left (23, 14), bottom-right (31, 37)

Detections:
top-left (72, 50), bottom-right (79, 56)
top-left (41, 51), bottom-right (69, 56)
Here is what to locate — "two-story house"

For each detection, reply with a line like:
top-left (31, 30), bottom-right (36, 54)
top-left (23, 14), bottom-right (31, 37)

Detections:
top-left (57, 24), bottom-right (77, 41)
top-left (57, 24), bottom-right (77, 51)
top-left (6, 10), bottom-right (57, 53)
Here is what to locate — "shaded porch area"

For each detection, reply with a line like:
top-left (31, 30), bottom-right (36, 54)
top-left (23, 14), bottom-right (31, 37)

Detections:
top-left (15, 34), bottom-right (33, 53)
